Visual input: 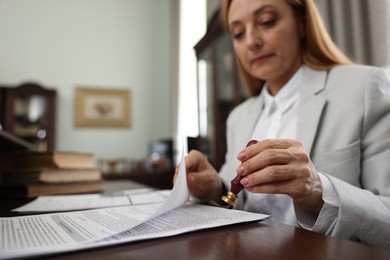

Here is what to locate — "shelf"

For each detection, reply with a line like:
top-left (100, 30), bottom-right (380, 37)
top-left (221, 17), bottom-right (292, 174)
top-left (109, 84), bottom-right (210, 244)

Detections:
top-left (103, 169), bottom-right (174, 190)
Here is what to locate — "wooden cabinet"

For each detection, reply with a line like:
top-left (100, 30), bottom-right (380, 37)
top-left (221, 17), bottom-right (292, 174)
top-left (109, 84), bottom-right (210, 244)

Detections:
top-left (194, 10), bottom-right (248, 170)
top-left (0, 83), bottom-right (57, 151)
top-left (0, 130), bottom-right (35, 183)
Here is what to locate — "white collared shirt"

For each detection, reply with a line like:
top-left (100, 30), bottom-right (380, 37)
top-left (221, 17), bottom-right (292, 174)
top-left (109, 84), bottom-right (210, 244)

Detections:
top-left (245, 65), bottom-right (340, 231)
top-left (251, 66), bottom-right (302, 140)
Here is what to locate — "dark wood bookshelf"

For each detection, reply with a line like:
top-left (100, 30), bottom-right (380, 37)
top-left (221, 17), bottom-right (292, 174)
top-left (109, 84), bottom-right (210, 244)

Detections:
top-left (0, 130), bottom-right (35, 185)
top-left (0, 130), bottom-right (35, 152)
top-left (103, 169), bottom-right (174, 190)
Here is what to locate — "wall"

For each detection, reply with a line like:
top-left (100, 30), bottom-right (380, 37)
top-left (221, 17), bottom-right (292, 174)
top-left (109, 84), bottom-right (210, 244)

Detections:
top-left (0, 0), bottom-right (174, 162)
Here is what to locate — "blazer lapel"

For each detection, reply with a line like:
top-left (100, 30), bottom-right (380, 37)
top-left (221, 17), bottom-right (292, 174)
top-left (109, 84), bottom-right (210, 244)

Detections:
top-left (297, 67), bottom-right (328, 155)
top-left (242, 96), bottom-right (264, 144)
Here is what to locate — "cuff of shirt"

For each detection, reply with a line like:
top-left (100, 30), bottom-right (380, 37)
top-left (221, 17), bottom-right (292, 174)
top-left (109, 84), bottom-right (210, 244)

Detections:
top-left (297, 172), bottom-right (340, 234)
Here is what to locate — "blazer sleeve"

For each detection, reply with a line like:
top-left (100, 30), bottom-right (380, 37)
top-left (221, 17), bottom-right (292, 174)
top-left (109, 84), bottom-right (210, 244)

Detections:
top-left (327, 68), bottom-right (390, 249)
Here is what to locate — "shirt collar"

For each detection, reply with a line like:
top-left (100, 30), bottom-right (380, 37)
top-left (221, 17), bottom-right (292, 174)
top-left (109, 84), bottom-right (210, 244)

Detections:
top-left (261, 65), bottom-right (304, 114)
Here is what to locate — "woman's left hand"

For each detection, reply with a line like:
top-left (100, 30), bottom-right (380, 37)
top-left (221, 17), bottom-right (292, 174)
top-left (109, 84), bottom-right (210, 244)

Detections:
top-left (237, 139), bottom-right (324, 213)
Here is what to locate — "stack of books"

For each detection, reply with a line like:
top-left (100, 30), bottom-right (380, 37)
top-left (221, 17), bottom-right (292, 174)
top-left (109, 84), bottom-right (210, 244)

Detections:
top-left (0, 151), bottom-right (103, 198)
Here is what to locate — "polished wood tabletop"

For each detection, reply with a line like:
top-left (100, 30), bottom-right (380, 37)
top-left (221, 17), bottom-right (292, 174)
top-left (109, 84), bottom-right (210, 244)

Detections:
top-left (1, 181), bottom-right (389, 260)
top-left (25, 220), bottom-right (387, 260)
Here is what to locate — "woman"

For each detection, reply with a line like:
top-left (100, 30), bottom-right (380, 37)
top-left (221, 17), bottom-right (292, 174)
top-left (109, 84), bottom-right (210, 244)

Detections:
top-left (174, 0), bottom-right (390, 249)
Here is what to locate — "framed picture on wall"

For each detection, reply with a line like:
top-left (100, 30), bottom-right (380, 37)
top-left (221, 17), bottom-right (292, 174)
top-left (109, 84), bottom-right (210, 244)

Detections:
top-left (75, 87), bottom-right (131, 127)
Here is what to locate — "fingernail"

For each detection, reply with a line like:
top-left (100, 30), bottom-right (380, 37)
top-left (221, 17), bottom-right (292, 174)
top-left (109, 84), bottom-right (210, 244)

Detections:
top-left (240, 177), bottom-right (249, 186)
top-left (237, 165), bottom-right (244, 175)
top-left (237, 151), bottom-right (246, 161)
top-left (189, 175), bottom-right (195, 183)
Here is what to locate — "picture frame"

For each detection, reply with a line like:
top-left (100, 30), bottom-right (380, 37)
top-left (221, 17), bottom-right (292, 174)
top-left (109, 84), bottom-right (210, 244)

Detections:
top-left (75, 87), bottom-right (131, 127)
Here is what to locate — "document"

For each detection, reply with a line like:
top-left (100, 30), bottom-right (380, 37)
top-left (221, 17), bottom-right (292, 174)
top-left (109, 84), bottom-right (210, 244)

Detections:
top-left (12, 189), bottom-right (171, 212)
top-left (0, 155), bottom-right (269, 259)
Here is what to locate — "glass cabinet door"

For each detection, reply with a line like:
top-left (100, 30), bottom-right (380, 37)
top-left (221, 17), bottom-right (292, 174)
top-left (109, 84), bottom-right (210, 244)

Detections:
top-left (197, 48), bottom-right (216, 166)
top-left (195, 12), bottom-right (248, 170)
top-left (0, 83), bottom-right (57, 151)
top-left (13, 94), bottom-right (49, 150)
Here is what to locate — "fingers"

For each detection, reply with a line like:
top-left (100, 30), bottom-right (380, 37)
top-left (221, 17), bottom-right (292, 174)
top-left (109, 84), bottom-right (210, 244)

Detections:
top-left (237, 148), bottom-right (308, 178)
top-left (236, 139), bottom-right (322, 202)
top-left (237, 139), bottom-right (304, 162)
top-left (187, 170), bottom-right (222, 199)
top-left (244, 164), bottom-right (295, 184)
top-left (241, 163), bottom-right (311, 193)
top-left (171, 149), bottom-right (222, 202)
top-left (185, 150), bottom-right (209, 172)
top-left (172, 149), bottom-right (205, 184)
top-left (237, 139), bottom-right (309, 176)
top-left (241, 161), bottom-right (323, 213)
top-left (172, 166), bottom-right (179, 184)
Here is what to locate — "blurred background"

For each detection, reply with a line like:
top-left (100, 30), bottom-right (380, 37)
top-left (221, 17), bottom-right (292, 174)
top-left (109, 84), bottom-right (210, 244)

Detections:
top-left (0, 0), bottom-right (389, 174)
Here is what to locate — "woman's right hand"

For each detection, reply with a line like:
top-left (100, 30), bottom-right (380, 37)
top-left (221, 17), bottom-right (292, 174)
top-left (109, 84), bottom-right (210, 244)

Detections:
top-left (173, 150), bottom-right (224, 204)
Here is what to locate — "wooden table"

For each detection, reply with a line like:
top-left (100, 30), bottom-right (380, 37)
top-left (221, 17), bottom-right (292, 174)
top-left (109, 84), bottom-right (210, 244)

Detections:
top-left (1, 181), bottom-right (389, 260)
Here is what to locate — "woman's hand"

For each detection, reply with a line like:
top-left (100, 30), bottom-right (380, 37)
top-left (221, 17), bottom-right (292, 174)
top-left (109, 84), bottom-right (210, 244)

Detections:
top-left (173, 150), bottom-right (224, 204)
top-left (237, 139), bottom-right (324, 213)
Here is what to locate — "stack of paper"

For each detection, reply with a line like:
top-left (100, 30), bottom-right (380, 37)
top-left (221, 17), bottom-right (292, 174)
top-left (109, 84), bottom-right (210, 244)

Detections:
top-left (0, 156), bottom-right (269, 259)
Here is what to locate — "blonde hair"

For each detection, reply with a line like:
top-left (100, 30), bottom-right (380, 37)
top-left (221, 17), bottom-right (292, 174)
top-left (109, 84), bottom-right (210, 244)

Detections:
top-left (221, 0), bottom-right (353, 96)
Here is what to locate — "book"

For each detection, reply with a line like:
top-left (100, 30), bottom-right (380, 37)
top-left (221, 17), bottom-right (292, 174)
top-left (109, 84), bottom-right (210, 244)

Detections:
top-left (1, 168), bottom-right (102, 184)
top-left (11, 151), bottom-right (95, 169)
top-left (0, 181), bottom-right (104, 198)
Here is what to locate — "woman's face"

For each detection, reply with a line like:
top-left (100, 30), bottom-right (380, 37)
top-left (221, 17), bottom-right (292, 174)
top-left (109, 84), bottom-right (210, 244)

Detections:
top-left (228, 0), bottom-right (304, 93)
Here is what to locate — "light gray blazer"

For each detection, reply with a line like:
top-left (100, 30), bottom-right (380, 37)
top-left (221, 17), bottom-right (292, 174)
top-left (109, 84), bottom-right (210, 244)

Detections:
top-left (219, 65), bottom-right (390, 249)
